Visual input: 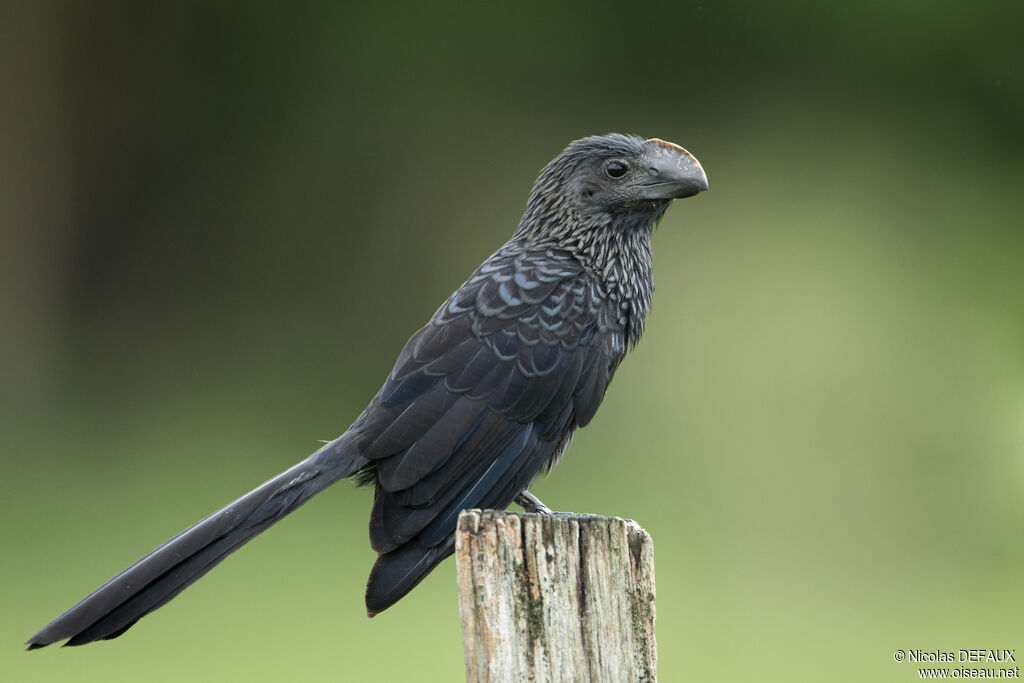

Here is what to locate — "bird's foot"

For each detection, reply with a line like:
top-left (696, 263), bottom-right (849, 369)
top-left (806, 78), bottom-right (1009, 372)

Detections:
top-left (514, 490), bottom-right (554, 514)
top-left (513, 490), bottom-right (613, 522)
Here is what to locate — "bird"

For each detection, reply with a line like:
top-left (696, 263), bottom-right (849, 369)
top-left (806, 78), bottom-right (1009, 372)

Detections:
top-left (26, 133), bottom-right (707, 649)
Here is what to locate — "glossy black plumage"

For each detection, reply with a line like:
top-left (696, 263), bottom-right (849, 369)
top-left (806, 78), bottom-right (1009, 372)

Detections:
top-left (27, 133), bottom-right (707, 648)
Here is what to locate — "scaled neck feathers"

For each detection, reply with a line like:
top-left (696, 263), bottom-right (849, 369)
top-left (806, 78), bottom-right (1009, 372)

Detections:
top-left (513, 169), bottom-right (663, 349)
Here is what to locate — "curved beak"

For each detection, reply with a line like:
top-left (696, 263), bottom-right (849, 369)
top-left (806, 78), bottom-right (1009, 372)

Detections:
top-left (640, 138), bottom-right (708, 200)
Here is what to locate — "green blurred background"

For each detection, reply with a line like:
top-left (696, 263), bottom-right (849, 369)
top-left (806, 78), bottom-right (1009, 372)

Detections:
top-left (4, 1), bottom-right (1022, 681)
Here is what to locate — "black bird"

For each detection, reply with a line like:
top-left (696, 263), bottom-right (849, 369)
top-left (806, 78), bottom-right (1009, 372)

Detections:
top-left (27, 133), bottom-right (707, 649)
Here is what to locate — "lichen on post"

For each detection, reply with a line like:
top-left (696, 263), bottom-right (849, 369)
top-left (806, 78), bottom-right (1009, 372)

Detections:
top-left (456, 509), bottom-right (657, 682)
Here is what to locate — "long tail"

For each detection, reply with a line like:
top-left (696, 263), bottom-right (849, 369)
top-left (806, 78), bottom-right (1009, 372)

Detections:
top-left (26, 439), bottom-right (366, 649)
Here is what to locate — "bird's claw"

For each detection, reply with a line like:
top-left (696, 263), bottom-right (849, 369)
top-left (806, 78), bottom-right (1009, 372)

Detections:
top-left (515, 490), bottom-right (554, 514)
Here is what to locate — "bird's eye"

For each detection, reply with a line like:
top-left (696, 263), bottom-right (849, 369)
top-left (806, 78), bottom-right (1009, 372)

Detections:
top-left (604, 160), bottom-right (628, 179)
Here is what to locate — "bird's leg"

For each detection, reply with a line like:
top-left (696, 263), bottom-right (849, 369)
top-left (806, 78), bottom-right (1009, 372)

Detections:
top-left (513, 491), bottom-right (604, 521)
top-left (515, 490), bottom-right (553, 514)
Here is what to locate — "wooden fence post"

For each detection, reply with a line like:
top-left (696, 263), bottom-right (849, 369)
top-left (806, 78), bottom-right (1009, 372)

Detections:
top-left (455, 509), bottom-right (657, 682)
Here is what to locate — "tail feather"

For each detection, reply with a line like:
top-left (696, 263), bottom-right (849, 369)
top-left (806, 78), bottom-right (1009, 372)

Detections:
top-left (64, 530), bottom-right (256, 646)
top-left (27, 441), bottom-right (364, 649)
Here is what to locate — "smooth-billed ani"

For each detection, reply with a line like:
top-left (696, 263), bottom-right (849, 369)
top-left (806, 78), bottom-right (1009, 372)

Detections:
top-left (27, 133), bottom-right (707, 648)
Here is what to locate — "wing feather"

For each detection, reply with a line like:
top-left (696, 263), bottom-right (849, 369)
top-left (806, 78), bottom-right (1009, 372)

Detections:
top-left (361, 247), bottom-right (620, 555)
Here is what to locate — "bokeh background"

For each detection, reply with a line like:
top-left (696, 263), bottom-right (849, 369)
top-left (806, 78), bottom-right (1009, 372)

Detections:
top-left (4, 2), bottom-right (1022, 681)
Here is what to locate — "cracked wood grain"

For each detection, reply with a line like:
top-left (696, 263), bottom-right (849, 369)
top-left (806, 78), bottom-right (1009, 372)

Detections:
top-left (456, 510), bottom-right (657, 683)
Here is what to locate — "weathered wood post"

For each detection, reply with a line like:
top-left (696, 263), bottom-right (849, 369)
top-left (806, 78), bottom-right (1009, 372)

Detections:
top-left (455, 509), bottom-right (657, 682)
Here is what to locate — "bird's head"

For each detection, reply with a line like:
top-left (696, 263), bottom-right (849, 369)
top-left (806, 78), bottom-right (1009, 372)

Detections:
top-left (517, 133), bottom-right (708, 242)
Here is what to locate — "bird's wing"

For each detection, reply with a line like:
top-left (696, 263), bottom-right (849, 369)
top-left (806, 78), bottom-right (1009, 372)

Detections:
top-left (356, 247), bottom-right (618, 555)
